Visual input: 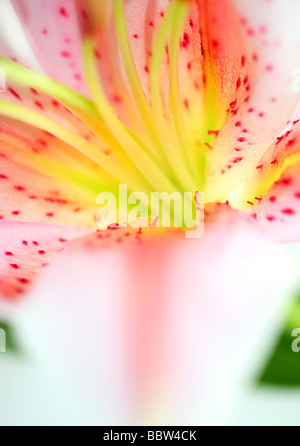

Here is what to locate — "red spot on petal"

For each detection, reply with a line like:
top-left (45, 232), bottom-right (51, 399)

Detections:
top-left (182, 33), bottom-right (190, 49)
top-left (14, 185), bottom-right (25, 192)
top-left (59, 7), bottom-right (69, 17)
top-left (281, 178), bottom-right (292, 186)
top-left (281, 208), bottom-right (295, 215)
top-left (61, 51), bottom-right (71, 58)
top-left (18, 278), bottom-right (29, 285)
top-left (35, 100), bottom-right (44, 110)
top-left (233, 157), bottom-right (243, 163)
top-left (8, 87), bottom-right (22, 101)
top-left (52, 99), bottom-right (60, 108)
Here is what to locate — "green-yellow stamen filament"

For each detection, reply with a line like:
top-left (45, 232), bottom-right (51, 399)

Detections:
top-left (1, 133), bottom-right (109, 202)
top-left (113, 0), bottom-right (163, 159)
top-left (71, 109), bottom-right (152, 185)
top-left (0, 100), bottom-right (144, 192)
top-left (83, 35), bottom-right (177, 193)
top-left (0, 56), bottom-right (99, 118)
top-left (169, 0), bottom-right (202, 185)
top-left (149, 1), bottom-right (198, 193)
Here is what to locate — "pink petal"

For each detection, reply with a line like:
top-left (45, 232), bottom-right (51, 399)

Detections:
top-left (0, 221), bottom-right (87, 298)
top-left (1, 79), bottom-right (97, 138)
top-left (0, 113), bottom-right (107, 296)
top-left (179, 0), bottom-right (254, 145)
top-left (204, 0), bottom-right (300, 200)
top-left (226, 106), bottom-right (300, 208)
top-left (0, 118), bottom-right (104, 227)
top-left (249, 163), bottom-right (300, 243)
top-left (0, 0), bottom-right (42, 69)
top-left (12, 0), bottom-right (89, 95)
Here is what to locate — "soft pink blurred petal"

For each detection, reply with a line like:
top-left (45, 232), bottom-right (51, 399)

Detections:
top-left (7, 208), bottom-right (297, 424)
top-left (12, 0), bottom-right (89, 94)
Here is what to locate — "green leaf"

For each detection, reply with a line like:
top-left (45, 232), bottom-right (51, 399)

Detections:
top-left (258, 297), bottom-right (300, 386)
top-left (0, 321), bottom-right (20, 354)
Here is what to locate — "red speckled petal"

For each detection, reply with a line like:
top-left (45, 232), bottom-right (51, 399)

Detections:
top-left (0, 80), bottom-right (99, 141)
top-left (205, 0), bottom-right (300, 201)
top-left (0, 221), bottom-right (88, 298)
top-left (249, 163), bottom-right (300, 243)
top-left (11, 0), bottom-right (89, 95)
top-left (226, 104), bottom-right (300, 208)
top-left (0, 118), bottom-right (112, 298)
top-left (0, 117), bottom-right (105, 228)
top-left (180, 0), bottom-right (254, 146)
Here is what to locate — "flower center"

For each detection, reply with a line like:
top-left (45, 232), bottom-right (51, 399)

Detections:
top-left (0, 0), bottom-right (210, 228)
top-left (82, 0), bottom-right (205, 196)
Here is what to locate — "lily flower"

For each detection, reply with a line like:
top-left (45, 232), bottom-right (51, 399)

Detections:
top-left (1, 0), bottom-right (300, 425)
top-left (0, 0), bottom-right (300, 296)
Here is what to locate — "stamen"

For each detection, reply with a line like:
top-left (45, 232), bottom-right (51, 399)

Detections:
top-left (0, 56), bottom-right (98, 118)
top-left (71, 109), bottom-right (151, 187)
top-left (113, 0), bottom-right (163, 159)
top-left (0, 57), bottom-right (124, 155)
top-left (83, 35), bottom-right (177, 193)
top-left (0, 100), bottom-right (144, 192)
top-left (1, 133), bottom-right (109, 201)
top-left (0, 57), bottom-right (150, 184)
top-left (169, 0), bottom-right (202, 184)
top-left (149, 1), bottom-right (197, 193)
